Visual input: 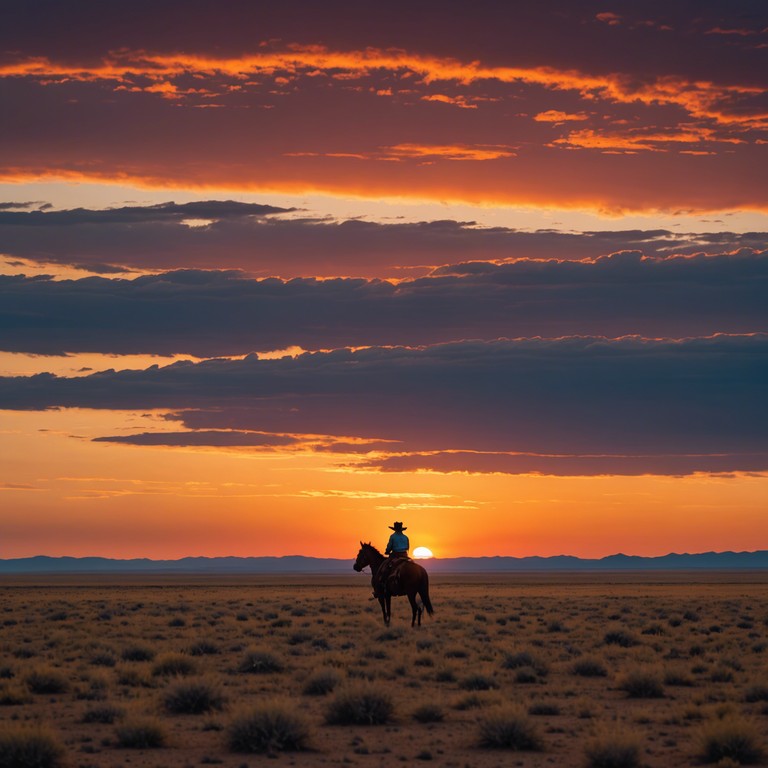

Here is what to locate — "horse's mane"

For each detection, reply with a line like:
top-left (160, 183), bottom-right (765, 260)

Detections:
top-left (362, 541), bottom-right (383, 557)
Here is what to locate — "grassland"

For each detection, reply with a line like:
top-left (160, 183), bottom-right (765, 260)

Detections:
top-left (1, 571), bottom-right (767, 767)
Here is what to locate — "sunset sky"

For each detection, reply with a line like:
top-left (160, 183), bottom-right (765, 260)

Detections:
top-left (1, 0), bottom-right (766, 560)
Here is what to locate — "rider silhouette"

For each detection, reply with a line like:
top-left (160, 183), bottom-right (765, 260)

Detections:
top-left (374, 522), bottom-right (409, 598)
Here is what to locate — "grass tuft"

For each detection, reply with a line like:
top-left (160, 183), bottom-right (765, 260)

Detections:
top-left (0, 726), bottom-right (64, 768)
top-left (121, 645), bottom-right (155, 662)
top-left (604, 631), bottom-right (638, 648)
top-left (325, 687), bottom-right (394, 725)
top-left (412, 703), bottom-right (445, 723)
top-left (571, 658), bottom-right (608, 677)
top-left (698, 716), bottom-right (765, 765)
top-left (228, 703), bottom-right (310, 754)
top-left (617, 668), bottom-right (665, 699)
top-left (82, 704), bottom-right (125, 724)
top-left (162, 678), bottom-right (226, 715)
top-left (460, 674), bottom-right (498, 691)
top-left (237, 650), bottom-right (283, 675)
top-left (302, 670), bottom-right (340, 696)
top-left (476, 706), bottom-right (542, 750)
top-left (24, 667), bottom-right (68, 695)
top-left (151, 653), bottom-right (196, 677)
top-left (583, 730), bottom-right (642, 768)
top-left (115, 717), bottom-right (167, 749)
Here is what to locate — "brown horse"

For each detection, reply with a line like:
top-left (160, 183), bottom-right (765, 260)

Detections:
top-left (353, 542), bottom-right (434, 626)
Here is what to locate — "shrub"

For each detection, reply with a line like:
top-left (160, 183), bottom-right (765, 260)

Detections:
top-left (151, 653), bottom-right (196, 677)
top-left (698, 716), bottom-right (765, 764)
top-left (515, 666), bottom-right (541, 684)
top-left (454, 694), bottom-right (489, 711)
top-left (618, 668), bottom-right (665, 699)
top-left (115, 718), bottom-right (167, 748)
top-left (664, 670), bottom-right (695, 687)
top-left (412, 703), bottom-right (445, 723)
top-left (325, 687), bottom-right (394, 725)
top-left (188, 640), bottom-right (219, 656)
top-left (115, 666), bottom-right (152, 687)
top-left (162, 678), bottom-right (226, 715)
top-left (82, 704), bottom-right (124, 724)
top-left (528, 702), bottom-right (561, 716)
top-left (744, 684), bottom-right (768, 703)
top-left (121, 645), bottom-right (155, 662)
top-left (25, 667), bottom-right (68, 695)
top-left (0, 685), bottom-right (32, 706)
top-left (502, 651), bottom-right (548, 677)
top-left (302, 670), bottom-right (340, 696)
top-left (571, 658), bottom-right (608, 677)
top-left (0, 726), bottom-right (64, 768)
top-left (89, 652), bottom-right (116, 668)
top-left (604, 631), bottom-right (638, 648)
top-left (460, 674), bottom-right (498, 691)
top-left (228, 703), bottom-right (310, 754)
top-left (583, 730), bottom-right (642, 768)
top-left (710, 667), bottom-right (735, 684)
top-left (435, 668), bottom-right (456, 683)
top-left (477, 706), bottom-right (542, 750)
top-left (237, 650), bottom-right (283, 675)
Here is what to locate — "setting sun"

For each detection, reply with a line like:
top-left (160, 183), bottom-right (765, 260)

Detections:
top-left (413, 546), bottom-right (434, 559)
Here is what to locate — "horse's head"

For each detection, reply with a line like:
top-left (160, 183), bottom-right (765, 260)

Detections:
top-left (353, 541), bottom-right (371, 572)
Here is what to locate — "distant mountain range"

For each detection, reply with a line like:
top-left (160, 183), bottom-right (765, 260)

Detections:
top-left (2, 551), bottom-right (768, 574)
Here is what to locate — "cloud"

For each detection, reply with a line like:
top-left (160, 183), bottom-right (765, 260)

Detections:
top-left (1, 201), bottom-right (766, 277)
top-left (92, 430), bottom-right (299, 448)
top-left (0, 335), bottom-right (766, 477)
top-left (360, 450), bottom-right (768, 477)
top-left (534, 110), bottom-right (589, 122)
top-left (0, 250), bottom-right (766, 355)
top-left (1, 3), bottom-right (766, 212)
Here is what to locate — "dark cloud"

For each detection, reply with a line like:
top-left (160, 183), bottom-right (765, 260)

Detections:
top-left (3, 0), bottom-right (764, 84)
top-left (92, 430), bottom-right (298, 447)
top-left (0, 251), bottom-right (765, 355)
top-left (0, 202), bottom-right (43, 210)
top-left (1, 337), bottom-right (766, 476)
top-left (0, 204), bottom-right (766, 278)
top-left (358, 451), bottom-right (768, 477)
top-left (0, 200), bottom-right (291, 226)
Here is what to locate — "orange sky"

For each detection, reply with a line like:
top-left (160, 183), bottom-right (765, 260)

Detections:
top-left (0, 1), bottom-right (766, 560)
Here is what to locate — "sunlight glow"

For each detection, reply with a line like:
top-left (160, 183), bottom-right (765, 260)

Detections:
top-left (413, 546), bottom-right (434, 559)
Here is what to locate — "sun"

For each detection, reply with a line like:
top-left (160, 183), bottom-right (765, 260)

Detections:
top-left (412, 546), bottom-right (434, 559)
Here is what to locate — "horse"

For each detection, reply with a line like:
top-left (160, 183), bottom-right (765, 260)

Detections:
top-left (353, 541), bottom-right (434, 627)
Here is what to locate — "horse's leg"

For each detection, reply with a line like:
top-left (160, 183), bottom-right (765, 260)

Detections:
top-left (378, 597), bottom-right (388, 625)
top-left (408, 592), bottom-right (419, 627)
top-left (385, 594), bottom-right (392, 625)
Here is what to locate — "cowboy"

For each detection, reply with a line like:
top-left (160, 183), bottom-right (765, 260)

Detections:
top-left (374, 522), bottom-right (410, 598)
top-left (385, 521), bottom-right (409, 559)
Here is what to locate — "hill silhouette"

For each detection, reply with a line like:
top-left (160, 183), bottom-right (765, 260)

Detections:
top-left (1, 550), bottom-right (768, 574)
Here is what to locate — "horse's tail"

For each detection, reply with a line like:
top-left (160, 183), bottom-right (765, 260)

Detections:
top-left (419, 570), bottom-right (434, 616)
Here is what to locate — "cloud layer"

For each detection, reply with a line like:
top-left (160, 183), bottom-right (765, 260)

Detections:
top-left (2, 2), bottom-right (766, 211)
top-left (2, 202), bottom-right (767, 277)
top-left (2, 336), bottom-right (766, 475)
top-left (1, 250), bottom-right (766, 355)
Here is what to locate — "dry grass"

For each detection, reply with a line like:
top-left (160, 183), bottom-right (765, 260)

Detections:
top-left (0, 726), bottom-right (64, 768)
top-left (114, 716), bottom-right (167, 748)
top-left (583, 728), bottom-right (642, 768)
top-left (0, 573), bottom-right (767, 766)
top-left (476, 705), bottom-right (542, 750)
top-left (698, 715), bottom-right (765, 764)
top-left (228, 702), bottom-right (310, 753)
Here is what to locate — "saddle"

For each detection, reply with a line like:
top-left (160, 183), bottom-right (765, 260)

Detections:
top-left (375, 556), bottom-right (410, 597)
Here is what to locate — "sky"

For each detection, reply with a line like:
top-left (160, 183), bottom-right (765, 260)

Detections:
top-left (1, 0), bottom-right (767, 560)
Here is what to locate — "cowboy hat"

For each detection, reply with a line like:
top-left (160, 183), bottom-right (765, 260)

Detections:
top-left (389, 521), bottom-right (407, 531)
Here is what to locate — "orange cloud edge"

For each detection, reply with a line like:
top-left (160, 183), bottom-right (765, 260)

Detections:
top-left (4, 169), bottom-right (768, 217)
